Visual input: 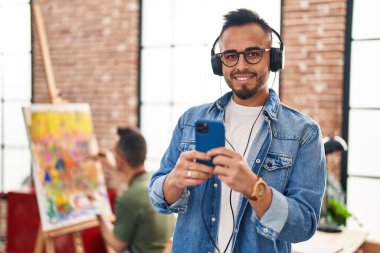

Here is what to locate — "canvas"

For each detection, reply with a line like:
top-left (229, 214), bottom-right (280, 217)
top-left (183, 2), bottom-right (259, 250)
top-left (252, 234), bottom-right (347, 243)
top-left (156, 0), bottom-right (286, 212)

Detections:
top-left (23, 104), bottom-right (112, 231)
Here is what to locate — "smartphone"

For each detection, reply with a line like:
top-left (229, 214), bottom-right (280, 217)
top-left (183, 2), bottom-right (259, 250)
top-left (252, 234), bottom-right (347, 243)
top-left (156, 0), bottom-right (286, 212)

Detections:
top-left (195, 119), bottom-right (225, 166)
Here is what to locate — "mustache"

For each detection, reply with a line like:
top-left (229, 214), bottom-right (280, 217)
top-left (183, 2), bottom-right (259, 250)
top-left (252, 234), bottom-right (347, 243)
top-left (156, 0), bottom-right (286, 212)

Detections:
top-left (231, 70), bottom-right (258, 77)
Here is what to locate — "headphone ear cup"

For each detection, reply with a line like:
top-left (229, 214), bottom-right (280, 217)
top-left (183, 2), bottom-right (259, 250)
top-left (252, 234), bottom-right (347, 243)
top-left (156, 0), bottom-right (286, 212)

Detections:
top-left (211, 54), bottom-right (223, 76)
top-left (270, 48), bottom-right (283, 72)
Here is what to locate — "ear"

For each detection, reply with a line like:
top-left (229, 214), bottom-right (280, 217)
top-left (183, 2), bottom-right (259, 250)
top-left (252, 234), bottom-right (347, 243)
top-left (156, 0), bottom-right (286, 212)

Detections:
top-left (114, 151), bottom-right (125, 168)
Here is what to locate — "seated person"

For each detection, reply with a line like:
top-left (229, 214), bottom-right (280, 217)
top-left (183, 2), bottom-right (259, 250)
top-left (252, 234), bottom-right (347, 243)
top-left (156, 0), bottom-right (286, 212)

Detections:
top-left (95, 127), bottom-right (175, 253)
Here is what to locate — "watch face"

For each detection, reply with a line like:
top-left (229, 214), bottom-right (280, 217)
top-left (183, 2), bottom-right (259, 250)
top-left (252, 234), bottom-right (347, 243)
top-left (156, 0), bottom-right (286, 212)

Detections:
top-left (254, 182), bottom-right (267, 200)
top-left (257, 182), bottom-right (266, 198)
top-left (249, 179), bottom-right (267, 201)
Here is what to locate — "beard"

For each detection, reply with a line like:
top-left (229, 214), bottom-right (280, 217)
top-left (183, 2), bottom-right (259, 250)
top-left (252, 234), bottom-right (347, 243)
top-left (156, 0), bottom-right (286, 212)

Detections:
top-left (226, 72), bottom-right (267, 100)
top-left (234, 84), bottom-right (261, 100)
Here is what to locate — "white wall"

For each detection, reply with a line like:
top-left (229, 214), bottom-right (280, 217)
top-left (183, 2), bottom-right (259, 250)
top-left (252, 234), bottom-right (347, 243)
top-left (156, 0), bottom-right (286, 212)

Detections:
top-left (346, 0), bottom-right (380, 241)
top-left (0, 0), bottom-right (32, 192)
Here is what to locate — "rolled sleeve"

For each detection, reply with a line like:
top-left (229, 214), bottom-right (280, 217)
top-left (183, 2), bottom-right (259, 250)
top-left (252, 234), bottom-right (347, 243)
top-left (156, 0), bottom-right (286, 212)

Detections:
top-left (149, 174), bottom-right (189, 214)
top-left (252, 188), bottom-right (288, 240)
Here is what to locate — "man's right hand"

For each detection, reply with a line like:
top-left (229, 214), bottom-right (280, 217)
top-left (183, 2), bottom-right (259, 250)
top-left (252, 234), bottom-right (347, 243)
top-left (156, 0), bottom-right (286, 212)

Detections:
top-left (98, 150), bottom-right (117, 169)
top-left (163, 150), bottom-right (214, 204)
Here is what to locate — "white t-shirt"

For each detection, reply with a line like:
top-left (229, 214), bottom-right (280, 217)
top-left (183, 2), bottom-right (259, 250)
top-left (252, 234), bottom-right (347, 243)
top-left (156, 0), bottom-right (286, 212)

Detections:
top-left (217, 97), bottom-right (264, 253)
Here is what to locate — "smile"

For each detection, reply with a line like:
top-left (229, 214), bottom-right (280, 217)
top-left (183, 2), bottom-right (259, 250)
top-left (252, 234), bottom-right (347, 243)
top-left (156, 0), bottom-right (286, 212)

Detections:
top-left (235, 76), bottom-right (251, 81)
top-left (233, 73), bottom-right (256, 83)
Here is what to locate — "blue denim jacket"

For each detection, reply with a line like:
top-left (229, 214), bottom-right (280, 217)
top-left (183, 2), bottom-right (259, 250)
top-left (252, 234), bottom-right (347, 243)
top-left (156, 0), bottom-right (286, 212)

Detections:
top-left (149, 90), bottom-right (326, 253)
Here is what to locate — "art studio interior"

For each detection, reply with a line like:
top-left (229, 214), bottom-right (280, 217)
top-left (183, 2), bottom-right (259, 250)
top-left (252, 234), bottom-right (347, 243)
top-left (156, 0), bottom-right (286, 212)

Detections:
top-left (0, 0), bottom-right (380, 252)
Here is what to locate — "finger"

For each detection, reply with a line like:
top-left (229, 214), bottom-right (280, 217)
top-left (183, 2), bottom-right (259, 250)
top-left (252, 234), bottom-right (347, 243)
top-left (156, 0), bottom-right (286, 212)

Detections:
top-left (212, 155), bottom-right (232, 168)
top-left (185, 170), bottom-right (212, 181)
top-left (187, 161), bottom-right (214, 175)
top-left (207, 147), bottom-right (236, 158)
top-left (213, 165), bottom-right (228, 177)
top-left (182, 150), bottom-right (212, 161)
top-left (216, 174), bottom-right (229, 183)
top-left (184, 170), bottom-right (212, 187)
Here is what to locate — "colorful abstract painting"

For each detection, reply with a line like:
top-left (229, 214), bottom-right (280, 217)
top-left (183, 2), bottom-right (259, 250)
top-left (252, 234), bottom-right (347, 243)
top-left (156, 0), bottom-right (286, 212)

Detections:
top-left (23, 104), bottom-right (112, 231)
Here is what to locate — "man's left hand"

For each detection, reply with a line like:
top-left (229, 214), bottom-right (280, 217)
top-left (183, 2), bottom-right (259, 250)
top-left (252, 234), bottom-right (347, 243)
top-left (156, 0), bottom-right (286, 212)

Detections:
top-left (207, 147), bottom-right (257, 196)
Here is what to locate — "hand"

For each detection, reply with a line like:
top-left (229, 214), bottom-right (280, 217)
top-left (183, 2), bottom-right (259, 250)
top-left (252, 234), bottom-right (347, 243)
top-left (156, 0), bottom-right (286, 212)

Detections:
top-left (86, 191), bottom-right (104, 215)
top-left (98, 150), bottom-right (117, 169)
top-left (207, 147), bottom-right (257, 196)
top-left (81, 150), bottom-right (116, 169)
top-left (166, 150), bottom-right (214, 190)
top-left (83, 150), bottom-right (121, 190)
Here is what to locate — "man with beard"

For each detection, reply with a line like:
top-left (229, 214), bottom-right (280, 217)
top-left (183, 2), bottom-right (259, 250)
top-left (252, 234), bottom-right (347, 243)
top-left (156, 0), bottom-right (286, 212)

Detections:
top-left (149, 9), bottom-right (326, 253)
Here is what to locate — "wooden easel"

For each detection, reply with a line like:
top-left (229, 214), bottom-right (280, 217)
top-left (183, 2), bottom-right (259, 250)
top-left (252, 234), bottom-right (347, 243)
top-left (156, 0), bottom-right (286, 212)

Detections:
top-left (31, 1), bottom-right (114, 253)
top-left (32, 0), bottom-right (65, 104)
top-left (34, 219), bottom-right (100, 253)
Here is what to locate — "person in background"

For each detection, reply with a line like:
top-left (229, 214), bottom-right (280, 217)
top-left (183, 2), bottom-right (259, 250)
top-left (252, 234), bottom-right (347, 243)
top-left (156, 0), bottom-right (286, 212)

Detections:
top-left (95, 127), bottom-right (175, 253)
top-left (149, 8), bottom-right (326, 253)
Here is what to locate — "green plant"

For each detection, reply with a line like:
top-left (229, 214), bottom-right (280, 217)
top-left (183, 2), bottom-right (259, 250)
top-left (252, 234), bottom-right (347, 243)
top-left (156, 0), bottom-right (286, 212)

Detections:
top-left (320, 174), bottom-right (361, 227)
top-left (326, 197), bottom-right (351, 226)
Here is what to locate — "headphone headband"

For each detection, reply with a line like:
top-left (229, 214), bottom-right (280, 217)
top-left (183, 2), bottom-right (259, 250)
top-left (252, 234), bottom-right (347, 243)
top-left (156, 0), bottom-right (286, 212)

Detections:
top-left (270, 28), bottom-right (283, 51)
top-left (211, 36), bottom-right (219, 56)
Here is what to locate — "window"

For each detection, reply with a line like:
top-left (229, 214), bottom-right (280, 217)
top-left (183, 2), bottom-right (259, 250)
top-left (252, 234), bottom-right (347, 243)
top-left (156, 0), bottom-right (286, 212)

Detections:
top-left (345, 0), bottom-right (380, 241)
top-left (0, 0), bottom-right (32, 192)
top-left (140, 0), bottom-right (282, 170)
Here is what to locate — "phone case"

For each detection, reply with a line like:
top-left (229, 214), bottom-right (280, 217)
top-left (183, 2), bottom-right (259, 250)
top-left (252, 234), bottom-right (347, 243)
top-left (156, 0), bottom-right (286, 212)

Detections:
top-left (195, 119), bottom-right (225, 166)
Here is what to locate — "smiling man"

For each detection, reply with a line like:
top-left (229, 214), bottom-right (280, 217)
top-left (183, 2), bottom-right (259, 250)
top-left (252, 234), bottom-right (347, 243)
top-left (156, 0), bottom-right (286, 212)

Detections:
top-left (149, 9), bottom-right (326, 253)
top-left (221, 23), bottom-right (271, 106)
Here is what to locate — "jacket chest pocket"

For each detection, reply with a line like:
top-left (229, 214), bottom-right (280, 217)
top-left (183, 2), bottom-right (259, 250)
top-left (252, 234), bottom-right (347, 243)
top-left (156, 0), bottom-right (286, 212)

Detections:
top-left (260, 152), bottom-right (292, 193)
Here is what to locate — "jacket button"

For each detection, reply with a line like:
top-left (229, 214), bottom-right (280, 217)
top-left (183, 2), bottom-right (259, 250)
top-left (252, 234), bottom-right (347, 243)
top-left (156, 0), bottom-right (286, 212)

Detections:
top-left (213, 183), bottom-right (218, 188)
top-left (263, 228), bottom-right (269, 233)
top-left (267, 162), bottom-right (273, 167)
top-left (256, 159), bottom-right (261, 163)
top-left (211, 217), bottom-right (216, 222)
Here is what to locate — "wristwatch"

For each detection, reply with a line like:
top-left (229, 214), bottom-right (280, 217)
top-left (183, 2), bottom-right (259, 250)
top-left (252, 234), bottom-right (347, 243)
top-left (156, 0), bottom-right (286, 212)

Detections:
top-left (247, 177), bottom-right (267, 201)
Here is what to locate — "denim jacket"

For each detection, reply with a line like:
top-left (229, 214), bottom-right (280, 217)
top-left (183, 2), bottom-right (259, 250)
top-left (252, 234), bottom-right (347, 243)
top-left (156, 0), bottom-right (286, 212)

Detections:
top-left (149, 90), bottom-right (326, 253)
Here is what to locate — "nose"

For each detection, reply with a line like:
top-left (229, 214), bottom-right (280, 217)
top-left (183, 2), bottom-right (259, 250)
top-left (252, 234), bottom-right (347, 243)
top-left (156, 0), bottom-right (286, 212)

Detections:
top-left (235, 52), bottom-right (249, 70)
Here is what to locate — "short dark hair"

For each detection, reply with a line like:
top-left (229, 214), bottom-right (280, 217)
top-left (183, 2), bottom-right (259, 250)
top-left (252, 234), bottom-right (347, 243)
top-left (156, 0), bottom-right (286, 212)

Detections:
top-left (116, 127), bottom-right (147, 168)
top-left (220, 8), bottom-right (272, 37)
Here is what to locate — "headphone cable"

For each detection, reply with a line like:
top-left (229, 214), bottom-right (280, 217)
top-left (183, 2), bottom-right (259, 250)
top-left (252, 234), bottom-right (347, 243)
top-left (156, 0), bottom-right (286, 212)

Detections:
top-left (200, 179), bottom-right (235, 253)
top-left (201, 180), bottom-right (221, 253)
top-left (202, 69), bottom-right (277, 253)
top-left (219, 76), bottom-right (223, 97)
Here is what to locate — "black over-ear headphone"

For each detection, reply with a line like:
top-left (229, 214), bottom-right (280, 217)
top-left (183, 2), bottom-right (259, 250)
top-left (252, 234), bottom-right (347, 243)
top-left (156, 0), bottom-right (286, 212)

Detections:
top-left (210, 28), bottom-right (284, 76)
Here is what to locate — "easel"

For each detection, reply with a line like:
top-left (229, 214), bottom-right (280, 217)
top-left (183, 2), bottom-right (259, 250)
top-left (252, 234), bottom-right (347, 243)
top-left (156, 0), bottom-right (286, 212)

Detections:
top-left (31, 1), bottom-right (114, 252)
top-left (33, 219), bottom-right (100, 253)
top-left (32, 0), bottom-right (65, 104)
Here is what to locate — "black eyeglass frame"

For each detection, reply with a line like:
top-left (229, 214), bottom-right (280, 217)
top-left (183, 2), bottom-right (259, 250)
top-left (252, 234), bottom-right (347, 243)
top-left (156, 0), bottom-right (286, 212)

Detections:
top-left (217, 47), bottom-right (271, 67)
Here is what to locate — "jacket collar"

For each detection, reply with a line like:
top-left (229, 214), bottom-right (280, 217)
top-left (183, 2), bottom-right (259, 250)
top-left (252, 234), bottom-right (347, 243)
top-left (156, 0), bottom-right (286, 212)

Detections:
top-left (263, 89), bottom-right (280, 121)
top-left (210, 89), bottom-right (280, 121)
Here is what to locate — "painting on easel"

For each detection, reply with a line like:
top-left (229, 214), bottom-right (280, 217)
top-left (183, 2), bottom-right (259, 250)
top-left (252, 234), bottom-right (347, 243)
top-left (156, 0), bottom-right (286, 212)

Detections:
top-left (23, 103), bottom-right (112, 231)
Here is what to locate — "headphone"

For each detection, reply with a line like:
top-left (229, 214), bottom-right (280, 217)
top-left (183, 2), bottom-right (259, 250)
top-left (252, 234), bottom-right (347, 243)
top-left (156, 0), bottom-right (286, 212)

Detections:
top-left (210, 28), bottom-right (284, 76)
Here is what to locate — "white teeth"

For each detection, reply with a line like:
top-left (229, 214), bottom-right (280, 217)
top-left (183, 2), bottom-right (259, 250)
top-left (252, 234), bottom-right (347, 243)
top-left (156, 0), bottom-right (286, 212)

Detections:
top-left (235, 76), bottom-right (251, 81)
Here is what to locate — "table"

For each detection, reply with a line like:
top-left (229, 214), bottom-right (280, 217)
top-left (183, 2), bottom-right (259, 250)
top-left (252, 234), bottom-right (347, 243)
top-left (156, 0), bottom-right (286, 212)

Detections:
top-left (292, 228), bottom-right (368, 253)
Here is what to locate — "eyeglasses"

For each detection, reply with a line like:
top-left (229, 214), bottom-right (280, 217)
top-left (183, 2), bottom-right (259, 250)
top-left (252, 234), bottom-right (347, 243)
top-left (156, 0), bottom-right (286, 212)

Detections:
top-left (218, 47), bottom-right (271, 67)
